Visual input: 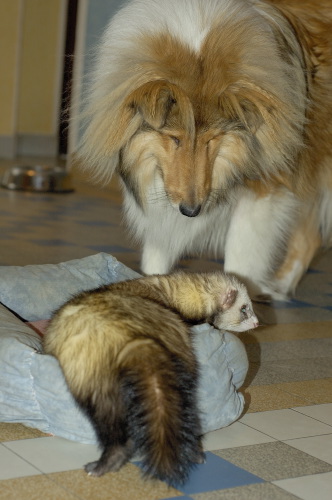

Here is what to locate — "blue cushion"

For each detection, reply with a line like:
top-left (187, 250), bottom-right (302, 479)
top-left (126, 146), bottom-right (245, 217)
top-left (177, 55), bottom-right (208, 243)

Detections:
top-left (0, 253), bottom-right (248, 442)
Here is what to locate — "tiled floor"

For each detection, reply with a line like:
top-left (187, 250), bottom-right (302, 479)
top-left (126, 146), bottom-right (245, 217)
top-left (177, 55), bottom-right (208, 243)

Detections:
top-left (0, 157), bottom-right (332, 499)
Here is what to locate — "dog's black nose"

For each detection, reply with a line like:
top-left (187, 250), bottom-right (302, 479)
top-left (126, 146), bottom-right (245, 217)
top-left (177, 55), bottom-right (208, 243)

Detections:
top-left (179, 203), bottom-right (202, 217)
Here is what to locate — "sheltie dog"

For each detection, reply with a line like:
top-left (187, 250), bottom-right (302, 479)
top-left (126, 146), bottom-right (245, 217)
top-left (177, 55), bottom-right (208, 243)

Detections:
top-left (78, 0), bottom-right (332, 299)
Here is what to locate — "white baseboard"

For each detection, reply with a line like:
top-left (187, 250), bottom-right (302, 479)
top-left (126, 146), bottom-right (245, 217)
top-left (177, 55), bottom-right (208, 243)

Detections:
top-left (17, 134), bottom-right (58, 157)
top-left (0, 136), bottom-right (17, 159)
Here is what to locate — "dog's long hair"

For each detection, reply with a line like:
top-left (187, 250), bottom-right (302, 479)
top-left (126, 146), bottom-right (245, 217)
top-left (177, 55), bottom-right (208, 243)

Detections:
top-left (78, 0), bottom-right (332, 299)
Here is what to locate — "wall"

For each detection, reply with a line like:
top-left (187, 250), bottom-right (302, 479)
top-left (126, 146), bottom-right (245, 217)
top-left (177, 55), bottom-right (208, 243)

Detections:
top-left (0, 0), bottom-right (67, 158)
top-left (0, 0), bottom-right (126, 159)
top-left (0, 0), bottom-right (22, 156)
top-left (69, 0), bottom-right (126, 156)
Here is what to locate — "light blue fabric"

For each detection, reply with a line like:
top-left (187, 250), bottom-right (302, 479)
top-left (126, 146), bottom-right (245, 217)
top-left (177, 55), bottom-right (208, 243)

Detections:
top-left (0, 253), bottom-right (248, 442)
top-left (192, 325), bottom-right (248, 431)
top-left (0, 253), bottom-right (140, 321)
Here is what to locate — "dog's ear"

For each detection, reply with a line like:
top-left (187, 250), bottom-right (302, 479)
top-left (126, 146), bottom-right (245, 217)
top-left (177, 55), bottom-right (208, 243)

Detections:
top-left (126, 80), bottom-right (178, 129)
top-left (78, 80), bottom-right (193, 184)
top-left (126, 80), bottom-right (194, 131)
top-left (239, 99), bottom-right (264, 133)
top-left (219, 91), bottom-right (265, 134)
top-left (78, 93), bottom-right (143, 184)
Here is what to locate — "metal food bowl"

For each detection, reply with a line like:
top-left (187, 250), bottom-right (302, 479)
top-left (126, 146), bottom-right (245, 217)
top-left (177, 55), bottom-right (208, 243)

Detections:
top-left (1, 165), bottom-right (74, 193)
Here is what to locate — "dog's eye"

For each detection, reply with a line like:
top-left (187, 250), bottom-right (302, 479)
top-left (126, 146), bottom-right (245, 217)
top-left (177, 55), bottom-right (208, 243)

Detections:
top-left (170, 136), bottom-right (180, 147)
top-left (206, 133), bottom-right (222, 146)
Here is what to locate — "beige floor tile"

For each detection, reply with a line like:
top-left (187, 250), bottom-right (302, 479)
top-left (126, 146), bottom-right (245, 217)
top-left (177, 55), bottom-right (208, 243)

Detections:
top-left (0, 423), bottom-right (49, 442)
top-left (241, 385), bottom-right (310, 413)
top-left (192, 482), bottom-right (300, 499)
top-left (48, 465), bottom-right (182, 500)
top-left (273, 379), bottom-right (332, 404)
top-left (0, 474), bottom-right (78, 500)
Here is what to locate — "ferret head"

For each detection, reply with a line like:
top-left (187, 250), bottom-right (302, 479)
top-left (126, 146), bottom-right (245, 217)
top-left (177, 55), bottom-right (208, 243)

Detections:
top-left (211, 278), bottom-right (259, 333)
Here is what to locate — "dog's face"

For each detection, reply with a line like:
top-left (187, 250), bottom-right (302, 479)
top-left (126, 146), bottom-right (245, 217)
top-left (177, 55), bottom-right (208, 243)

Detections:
top-left (81, 6), bottom-right (309, 216)
top-left (119, 80), bottom-right (270, 216)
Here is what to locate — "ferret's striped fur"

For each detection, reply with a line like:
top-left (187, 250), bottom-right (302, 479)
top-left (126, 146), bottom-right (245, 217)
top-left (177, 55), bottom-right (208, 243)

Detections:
top-left (43, 272), bottom-right (258, 484)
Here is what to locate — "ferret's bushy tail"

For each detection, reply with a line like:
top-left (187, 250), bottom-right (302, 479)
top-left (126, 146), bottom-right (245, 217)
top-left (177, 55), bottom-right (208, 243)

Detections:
top-left (119, 339), bottom-right (203, 485)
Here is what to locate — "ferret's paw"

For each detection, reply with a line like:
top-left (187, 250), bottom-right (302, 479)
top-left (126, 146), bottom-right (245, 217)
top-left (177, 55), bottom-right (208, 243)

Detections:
top-left (195, 451), bottom-right (206, 464)
top-left (85, 443), bottom-right (133, 477)
top-left (85, 458), bottom-right (124, 477)
top-left (85, 461), bottom-right (105, 477)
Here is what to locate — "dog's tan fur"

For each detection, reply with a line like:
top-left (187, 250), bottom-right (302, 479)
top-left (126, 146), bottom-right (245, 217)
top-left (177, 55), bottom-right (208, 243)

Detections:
top-left (79, 0), bottom-right (332, 297)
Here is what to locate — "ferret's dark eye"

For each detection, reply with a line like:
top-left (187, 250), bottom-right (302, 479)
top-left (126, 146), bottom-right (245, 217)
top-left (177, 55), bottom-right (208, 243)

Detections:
top-left (241, 305), bottom-right (247, 316)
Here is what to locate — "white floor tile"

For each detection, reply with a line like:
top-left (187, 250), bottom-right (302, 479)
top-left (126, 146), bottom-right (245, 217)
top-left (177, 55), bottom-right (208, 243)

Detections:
top-left (284, 434), bottom-right (332, 465)
top-left (273, 471), bottom-right (332, 500)
top-left (293, 404), bottom-right (332, 426)
top-left (239, 409), bottom-right (332, 440)
top-left (0, 443), bottom-right (41, 480)
top-left (4, 437), bottom-right (100, 474)
top-left (203, 422), bottom-right (275, 451)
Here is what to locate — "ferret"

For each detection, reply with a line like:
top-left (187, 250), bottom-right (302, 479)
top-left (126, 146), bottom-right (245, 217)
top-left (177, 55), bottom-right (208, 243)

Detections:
top-left (43, 271), bottom-right (258, 484)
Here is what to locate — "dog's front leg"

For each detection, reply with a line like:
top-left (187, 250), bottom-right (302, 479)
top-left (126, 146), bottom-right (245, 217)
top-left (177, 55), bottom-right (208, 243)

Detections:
top-left (139, 198), bottom-right (206, 275)
top-left (139, 214), bottom-right (187, 275)
top-left (141, 239), bottom-right (179, 275)
top-left (223, 189), bottom-right (300, 300)
top-left (123, 187), bottom-right (185, 275)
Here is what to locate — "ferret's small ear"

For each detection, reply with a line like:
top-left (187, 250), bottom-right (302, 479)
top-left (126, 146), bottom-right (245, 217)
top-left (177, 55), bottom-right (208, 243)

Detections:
top-left (220, 288), bottom-right (238, 311)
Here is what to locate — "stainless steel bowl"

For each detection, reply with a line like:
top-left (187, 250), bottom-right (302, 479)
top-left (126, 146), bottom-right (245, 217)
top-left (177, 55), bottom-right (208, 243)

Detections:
top-left (1, 165), bottom-right (74, 193)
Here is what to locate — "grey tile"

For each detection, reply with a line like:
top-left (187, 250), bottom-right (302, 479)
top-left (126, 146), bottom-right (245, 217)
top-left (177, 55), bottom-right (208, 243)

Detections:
top-left (273, 307), bottom-right (332, 324)
top-left (213, 442), bottom-right (332, 481)
top-left (192, 482), bottom-right (300, 500)
top-left (254, 304), bottom-right (332, 325)
top-left (245, 342), bottom-right (290, 363)
top-left (246, 339), bottom-right (332, 363)
top-left (264, 358), bottom-right (332, 384)
top-left (279, 339), bottom-right (332, 360)
top-left (243, 362), bottom-right (274, 387)
top-left (246, 357), bottom-right (332, 386)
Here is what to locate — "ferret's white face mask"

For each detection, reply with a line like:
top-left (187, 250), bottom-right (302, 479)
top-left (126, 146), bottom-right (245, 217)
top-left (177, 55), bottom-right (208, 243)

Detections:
top-left (212, 286), bottom-right (259, 333)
